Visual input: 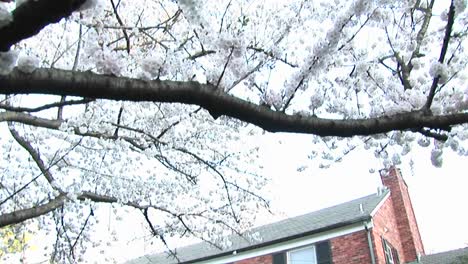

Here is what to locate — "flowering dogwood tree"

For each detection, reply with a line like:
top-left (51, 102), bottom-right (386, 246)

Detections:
top-left (0, 0), bottom-right (467, 262)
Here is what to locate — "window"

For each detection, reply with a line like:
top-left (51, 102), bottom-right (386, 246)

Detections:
top-left (288, 246), bottom-right (317, 264)
top-left (273, 241), bottom-right (331, 264)
top-left (382, 238), bottom-right (400, 264)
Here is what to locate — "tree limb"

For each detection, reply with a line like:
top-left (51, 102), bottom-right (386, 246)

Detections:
top-left (0, 193), bottom-right (67, 227)
top-left (0, 190), bottom-right (179, 227)
top-left (1, 68), bottom-right (467, 139)
top-left (0, 0), bottom-right (86, 52)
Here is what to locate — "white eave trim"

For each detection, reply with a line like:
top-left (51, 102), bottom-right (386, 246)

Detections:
top-left (195, 222), bottom-right (369, 264)
top-left (370, 191), bottom-right (391, 217)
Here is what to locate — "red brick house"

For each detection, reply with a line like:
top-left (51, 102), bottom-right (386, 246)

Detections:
top-left (129, 167), bottom-right (429, 264)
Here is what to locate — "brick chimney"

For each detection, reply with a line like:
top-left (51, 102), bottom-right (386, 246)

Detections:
top-left (380, 167), bottom-right (425, 262)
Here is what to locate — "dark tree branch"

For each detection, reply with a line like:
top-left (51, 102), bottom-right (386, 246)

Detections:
top-left (142, 209), bottom-right (181, 263)
top-left (423, 1), bottom-right (455, 110)
top-left (0, 189), bottom-right (189, 228)
top-left (110, 0), bottom-right (131, 53)
top-left (408, 0), bottom-right (434, 72)
top-left (187, 50), bottom-right (216, 60)
top-left (0, 0), bottom-right (87, 51)
top-left (8, 125), bottom-right (61, 188)
top-left (113, 105), bottom-right (124, 138)
top-left (216, 47), bottom-right (235, 88)
top-left (0, 174), bottom-right (41, 206)
top-left (415, 128), bottom-right (449, 141)
top-left (0, 193), bottom-right (68, 227)
top-left (71, 208), bottom-right (93, 255)
top-left (1, 68), bottom-right (468, 139)
top-left (0, 98), bottom-right (93, 113)
top-left (174, 147), bottom-right (240, 223)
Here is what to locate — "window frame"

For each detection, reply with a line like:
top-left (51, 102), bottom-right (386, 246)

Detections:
top-left (287, 245), bottom-right (317, 264)
top-left (382, 238), bottom-right (400, 264)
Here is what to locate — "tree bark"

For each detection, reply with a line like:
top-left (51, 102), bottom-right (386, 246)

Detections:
top-left (0, 0), bottom-right (86, 51)
top-left (1, 68), bottom-right (467, 137)
top-left (0, 194), bottom-right (67, 227)
top-left (0, 191), bottom-right (170, 227)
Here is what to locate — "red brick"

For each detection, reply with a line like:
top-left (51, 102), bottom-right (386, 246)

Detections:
top-left (377, 167), bottom-right (425, 263)
top-left (331, 230), bottom-right (372, 264)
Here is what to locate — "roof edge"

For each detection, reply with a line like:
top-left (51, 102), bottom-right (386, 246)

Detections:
top-left (185, 215), bottom-right (372, 264)
top-left (370, 190), bottom-right (391, 217)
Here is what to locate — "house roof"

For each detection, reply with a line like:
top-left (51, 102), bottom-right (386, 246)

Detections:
top-left (407, 247), bottom-right (468, 264)
top-left (127, 190), bottom-right (389, 264)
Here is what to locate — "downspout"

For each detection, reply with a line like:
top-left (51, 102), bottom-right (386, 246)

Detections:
top-left (365, 222), bottom-right (376, 264)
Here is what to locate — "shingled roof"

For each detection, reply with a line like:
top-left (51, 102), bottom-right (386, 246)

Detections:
top-left (126, 190), bottom-right (389, 264)
top-left (408, 247), bottom-right (468, 264)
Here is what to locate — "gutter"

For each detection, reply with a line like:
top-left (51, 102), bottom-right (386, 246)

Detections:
top-left (365, 222), bottom-right (376, 264)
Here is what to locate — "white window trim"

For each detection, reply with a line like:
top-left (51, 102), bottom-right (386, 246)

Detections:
top-left (287, 245), bottom-right (317, 264)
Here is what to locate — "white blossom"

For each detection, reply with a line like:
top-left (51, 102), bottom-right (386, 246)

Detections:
top-left (429, 61), bottom-right (449, 83)
top-left (96, 51), bottom-right (122, 76)
top-left (417, 138), bottom-right (431, 148)
top-left (77, 0), bottom-right (100, 11)
top-left (17, 54), bottom-right (39, 73)
top-left (430, 148), bottom-right (443, 167)
top-left (179, 0), bottom-right (203, 24)
top-left (140, 56), bottom-right (164, 79)
top-left (0, 50), bottom-right (18, 75)
top-left (454, 0), bottom-right (467, 16)
top-left (0, 4), bottom-right (12, 28)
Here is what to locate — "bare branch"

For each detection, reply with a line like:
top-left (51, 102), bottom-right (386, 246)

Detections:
top-left (142, 209), bottom-right (181, 263)
top-left (423, 1), bottom-right (455, 110)
top-left (110, 0), bottom-right (131, 53)
top-left (0, 98), bottom-right (93, 113)
top-left (8, 125), bottom-right (62, 189)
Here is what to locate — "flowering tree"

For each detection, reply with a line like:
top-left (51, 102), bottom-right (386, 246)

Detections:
top-left (0, 0), bottom-right (467, 262)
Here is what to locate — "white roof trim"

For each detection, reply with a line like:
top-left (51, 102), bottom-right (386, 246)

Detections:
top-left (370, 191), bottom-right (391, 217)
top-left (195, 222), bottom-right (369, 264)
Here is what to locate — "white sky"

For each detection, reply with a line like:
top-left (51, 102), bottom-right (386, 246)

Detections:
top-left (259, 132), bottom-right (468, 254)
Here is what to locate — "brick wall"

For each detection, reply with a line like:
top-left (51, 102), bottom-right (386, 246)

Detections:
top-left (379, 167), bottom-right (425, 263)
top-left (372, 194), bottom-right (404, 264)
top-left (234, 254), bottom-right (272, 264)
top-left (330, 230), bottom-right (372, 264)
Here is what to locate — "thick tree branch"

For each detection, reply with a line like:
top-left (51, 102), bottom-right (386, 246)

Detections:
top-left (1, 68), bottom-right (468, 139)
top-left (1, 190), bottom-right (181, 228)
top-left (0, 111), bottom-right (62, 129)
top-left (0, 193), bottom-right (67, 227)
top-left (0, 0), bottom-right (86, 51)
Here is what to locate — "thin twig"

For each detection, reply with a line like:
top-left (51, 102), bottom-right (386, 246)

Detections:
top-left (110, 0), bottom-right (131, 53)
